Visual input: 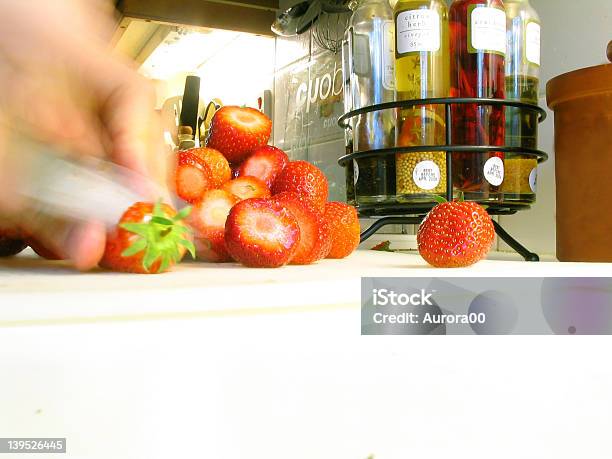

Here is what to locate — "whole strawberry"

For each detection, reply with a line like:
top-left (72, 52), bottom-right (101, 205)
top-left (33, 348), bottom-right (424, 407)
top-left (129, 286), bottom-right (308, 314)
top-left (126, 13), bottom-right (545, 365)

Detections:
top-left (417, 201), bottom-right (495, 268)
top-left (100, 201), bottom-right (195, 274)
top-left (271, 161), bottom-right (329, 212)
top-left (206, 106), bottom-right (272, 164)
top-left (324, 202), bottom-right (361, 259)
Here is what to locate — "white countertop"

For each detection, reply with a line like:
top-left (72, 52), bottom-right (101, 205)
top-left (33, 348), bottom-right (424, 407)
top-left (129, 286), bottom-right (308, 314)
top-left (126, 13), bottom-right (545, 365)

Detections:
top-left (1, 249), bottom-right (611, 326)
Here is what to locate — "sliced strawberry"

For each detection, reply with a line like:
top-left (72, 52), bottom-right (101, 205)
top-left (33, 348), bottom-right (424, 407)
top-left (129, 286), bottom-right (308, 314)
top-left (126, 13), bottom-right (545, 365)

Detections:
top-left (237, 145), bottom-right (289, 188)
top-left (100, 202), bottom-right (195, 274)
top-left (186, 147), bottom-right (231, 188)
top-left (274, 192), bottom-right (330, 265)
top-left (224, 198), bottom-right (300, 268)
top-left (187, 189), bottom-right (238, 262)
top-left (222, 176), bottom-right (271, 201)
top-left (206, 106), bottom-right (272, 164)
top-left (175, 151), bottom-right (214, 204)
top-left (271, 160), bottom-right (329, 212)
top-left (324, 202), bottom-right (361, 259)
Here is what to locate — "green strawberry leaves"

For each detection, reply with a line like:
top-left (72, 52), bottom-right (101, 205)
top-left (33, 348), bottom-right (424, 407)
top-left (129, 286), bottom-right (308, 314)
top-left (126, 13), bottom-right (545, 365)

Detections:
top-left (120, 201), bottom-right (196, 273)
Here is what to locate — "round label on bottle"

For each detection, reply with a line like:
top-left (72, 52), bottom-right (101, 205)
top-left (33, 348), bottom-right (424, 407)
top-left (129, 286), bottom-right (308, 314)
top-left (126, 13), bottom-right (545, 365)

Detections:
top-left (353, 159), bottom-right (359, 185)
top-left (413, 160), bottom-right (441, 191)
top-left (483, 157), bottom-right (504, 186)
top-left (529, 167), bottom-right (537, 193)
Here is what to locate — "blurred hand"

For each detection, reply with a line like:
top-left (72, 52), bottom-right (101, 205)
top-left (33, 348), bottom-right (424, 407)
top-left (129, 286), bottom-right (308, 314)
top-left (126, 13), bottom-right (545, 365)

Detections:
top-left (0, 0), bottom-right (167, 270)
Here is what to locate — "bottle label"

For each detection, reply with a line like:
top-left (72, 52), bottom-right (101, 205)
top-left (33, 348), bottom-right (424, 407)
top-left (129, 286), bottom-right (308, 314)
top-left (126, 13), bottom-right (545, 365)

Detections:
top-left (413, 160), bottom-right (441, 191)
top-left (396, 9), bottom-right (441, 55)
top-left (383, 20), bottom-right (396, 90)
top-left (529, 167), bottom-right (537, 193)
top-left (353, 159), bottom-right (360, 185)
top-left (525, 21), bottom-right (541, 66)
top-left (469, 6), bottom-right (506, 55)
top-left (484, 157), bottom-right (504, 186)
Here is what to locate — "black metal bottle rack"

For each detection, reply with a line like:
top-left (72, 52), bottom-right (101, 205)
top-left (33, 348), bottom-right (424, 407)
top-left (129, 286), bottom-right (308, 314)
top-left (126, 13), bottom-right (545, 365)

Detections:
top-left (337, 97), bottom-right (548, 262)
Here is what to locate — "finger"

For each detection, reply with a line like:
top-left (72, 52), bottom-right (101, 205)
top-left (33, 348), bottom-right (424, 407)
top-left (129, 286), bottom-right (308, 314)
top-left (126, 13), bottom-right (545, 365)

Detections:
top-left (76, 54), bottom-right (171, 201)
top-left (0, 62), bottom-right (107, 160)
top-left (18, 213), bottom-right (106, 271)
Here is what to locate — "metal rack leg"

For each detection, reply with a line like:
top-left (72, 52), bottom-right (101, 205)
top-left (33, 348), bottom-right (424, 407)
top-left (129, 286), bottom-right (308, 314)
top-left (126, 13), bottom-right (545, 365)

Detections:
top-left (493, 221), bottom-right (539, 262)
top-left (360, 217), bottom-right (423, 243)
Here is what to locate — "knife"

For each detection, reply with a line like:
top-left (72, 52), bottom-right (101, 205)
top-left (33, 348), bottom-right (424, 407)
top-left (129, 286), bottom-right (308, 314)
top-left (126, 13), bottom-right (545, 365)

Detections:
top-left (11, 137), bottom-right (160, 227)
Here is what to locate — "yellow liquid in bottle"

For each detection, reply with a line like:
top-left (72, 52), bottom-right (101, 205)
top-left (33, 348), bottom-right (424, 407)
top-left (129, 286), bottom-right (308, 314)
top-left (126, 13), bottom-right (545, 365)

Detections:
top-left (393, 0), bottom-right (450, 199)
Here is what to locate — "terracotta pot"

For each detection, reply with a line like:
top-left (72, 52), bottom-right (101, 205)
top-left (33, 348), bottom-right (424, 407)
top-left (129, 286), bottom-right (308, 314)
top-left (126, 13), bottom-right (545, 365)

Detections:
top-left (547, 48), bottom-right (612, 262)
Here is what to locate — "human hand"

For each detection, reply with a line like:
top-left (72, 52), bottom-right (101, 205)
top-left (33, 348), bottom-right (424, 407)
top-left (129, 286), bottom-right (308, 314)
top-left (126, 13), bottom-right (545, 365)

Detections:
top-left (0, 0), bottom-right (168, 270)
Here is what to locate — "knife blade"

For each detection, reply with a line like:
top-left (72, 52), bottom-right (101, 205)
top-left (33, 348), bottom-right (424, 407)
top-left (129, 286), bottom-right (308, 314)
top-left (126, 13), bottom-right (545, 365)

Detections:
top-left (12, 137), bottom-right (161, 227)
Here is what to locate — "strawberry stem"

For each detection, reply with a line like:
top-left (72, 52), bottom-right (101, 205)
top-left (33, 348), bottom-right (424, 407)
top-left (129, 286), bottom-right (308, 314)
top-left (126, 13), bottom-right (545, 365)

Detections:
top-left (120, 201), bottom-right (195, 273)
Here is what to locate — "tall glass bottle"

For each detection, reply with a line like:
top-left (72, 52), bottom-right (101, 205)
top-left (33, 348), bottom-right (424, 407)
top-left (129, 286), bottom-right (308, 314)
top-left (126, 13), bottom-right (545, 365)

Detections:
top-left (394, 0), bottom-right (450, 202)
top-left (449, 0), bottom-right (507, 201)
top-left (502, 0), bottom-right (540, 204)
top-left (341, 30), bottom-right (356, 205)
top-left (344, 0), bottom-right (396, 206)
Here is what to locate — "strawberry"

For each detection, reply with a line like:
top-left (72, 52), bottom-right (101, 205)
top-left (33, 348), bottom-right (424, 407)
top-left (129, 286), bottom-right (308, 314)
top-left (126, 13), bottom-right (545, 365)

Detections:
top-left (187, 189), bottom-right (238, 262)
top-left (0, 228), bottom-right (27, 257)
top-left (175, 150), bottom-right (214, 204)
top-left (100, 201), bottom-right (195, 274)
top-left (274, 192), bottom-right (330, 265)
top-left (224, 198), bottom-right (300, 268)
top-left (186, 147), bottom-right (231, 188)
top-left (206, 106), bottom-right (272, 164)
top-left (371, 240), bottom-right (394, 252)
top-left (417, 200), bottom-right (495, 268)
top-left (271, 161), bottom-right (328, 212)
top-left (324, 202), bottom-right (361, 259)
top-left (237, 145), bottom-right (289, 188)
top-left (222, 176), bottom-right (271, 201)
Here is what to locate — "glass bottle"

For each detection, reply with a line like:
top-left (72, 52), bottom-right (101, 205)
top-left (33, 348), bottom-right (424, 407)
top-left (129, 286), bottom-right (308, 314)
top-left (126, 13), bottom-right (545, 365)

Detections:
top-left (394, 0), bottom-right (450, 202)
top-left (341, 30), bottom-right (356, 205)
top-left (344, 0), bottom-right (396, 207)
top-left (449, 0), bottom-right (507, 202)
top-left (502, 0), bottom-right (540, 204)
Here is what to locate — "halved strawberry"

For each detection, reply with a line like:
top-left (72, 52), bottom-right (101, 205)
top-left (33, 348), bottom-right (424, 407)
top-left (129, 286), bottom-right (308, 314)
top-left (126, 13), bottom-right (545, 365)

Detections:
top-left (222, 176), bottom-right (271, 201)
top-left (100, 201), bottom-right (195, 274)
top-left (224, 198), bottom-right (300, 268)
top-left (324, 202), bottom-right (361, 259)
top-left (187, 189), bottom-right (238, 262)
top-left (237, 145), bottom-right (289, 188)
top-left (271, 160), bottom-right (329, 212)
top-left (274, 192), bottom-right (330, 265)
top-left (206, 106), bottom-right (272, 164)
top-left (186, 147), bottom-right (231, 188)
top-left (175, 151), bottom-right (214, 204)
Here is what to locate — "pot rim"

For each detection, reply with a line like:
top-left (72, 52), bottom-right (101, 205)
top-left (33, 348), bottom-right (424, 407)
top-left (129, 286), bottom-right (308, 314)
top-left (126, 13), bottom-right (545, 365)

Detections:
top-left (547, 63), bottom-right (612, 109)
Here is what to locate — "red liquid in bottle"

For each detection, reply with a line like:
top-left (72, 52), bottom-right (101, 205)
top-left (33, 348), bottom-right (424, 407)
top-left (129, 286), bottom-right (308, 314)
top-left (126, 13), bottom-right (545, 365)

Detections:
top-left (449, 0), bottom-right (506, 197)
